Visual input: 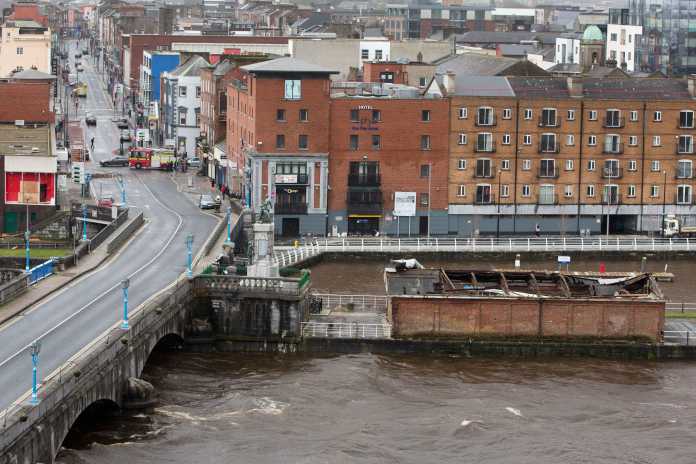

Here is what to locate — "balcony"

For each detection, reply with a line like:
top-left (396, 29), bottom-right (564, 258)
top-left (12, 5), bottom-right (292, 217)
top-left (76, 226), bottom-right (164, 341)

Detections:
top-left (474, 141), bottom-right (496, 153)
top-left (602, 192), bottom-right (622, 205)
top-left (675, 171), bottom-right (694, 180)
top-left (537, 167), bottom-right (559, 179)
top-left (603, 116), bottom-right (624, 128)
top-left (676, 145), bottom-right (694, 155)
top-left (473, 169), bottom-right (495, 179)
top-left (537, 193), bottom-right (558, 205)
top-left (538, 143), bottom-right (559, 154)
top-left (275, 203), bottom-right (308, 215)
top-left (347, 192), bottom-right (383, 214)
top-left (274, 173), bottom-right (308, 185)
top-left (474, 193), bottom-right (496, 205)
top-left (601, 168), bottom-right (623, 179)
top-left (348, 173), bottom-right (381, 187)
top-left (217, 112), bottom-right (226, 122)
top-left (538, 116), bottom-right (559, 128)
top-left (675, 193), bottom-right (695, 205)
top-left (475, 115), bottom-right (497, 127)
top-left (603, 143), bottom-right (624, 155)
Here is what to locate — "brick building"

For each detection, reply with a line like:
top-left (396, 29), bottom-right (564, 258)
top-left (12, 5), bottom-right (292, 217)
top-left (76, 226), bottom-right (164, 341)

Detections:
top-left (362, 61), bottom-right (436, 88)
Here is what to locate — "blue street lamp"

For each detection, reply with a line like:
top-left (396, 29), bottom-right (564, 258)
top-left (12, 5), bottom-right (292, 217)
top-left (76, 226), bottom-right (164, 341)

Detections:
top-left (116, 174), bottom-right (126, 205)
top-left (24, 230), bottom-right (30, 272)
top-left (81, 204), bottom-right (88, 240)
top-left (186, 234), bottom-right (194, 278)
top-left (225, 206), bottom-right (232, 244)
top-left (121, 278), bottom-right (129, 330)
top-left (30, 340), bottom-right (41, 405)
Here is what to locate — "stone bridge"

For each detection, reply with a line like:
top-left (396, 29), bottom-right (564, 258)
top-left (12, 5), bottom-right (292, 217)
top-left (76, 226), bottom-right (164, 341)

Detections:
top-left (0, 272), bottom-right (309, 464)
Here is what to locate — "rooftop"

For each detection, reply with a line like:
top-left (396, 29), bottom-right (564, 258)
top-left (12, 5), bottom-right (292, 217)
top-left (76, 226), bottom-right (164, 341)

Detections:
top-left (167, 55), bottom-right (210, 78)
top-left (12, 68), bottom-right (55, 80)
top-left (241, 57), bottom-right (338, 74)
top-left (0, 124), bottom-right (51, 157)
top-left (435, 53), bottom-right (548, 77)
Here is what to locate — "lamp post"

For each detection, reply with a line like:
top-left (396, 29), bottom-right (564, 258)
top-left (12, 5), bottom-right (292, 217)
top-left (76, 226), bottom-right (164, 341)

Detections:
top-left (225, 206), bottom-right (232, 244)
top-left (24, 204), bottom-right (30, 271)
top-left (186, 234), bottom-right (194, 278)
top-left (121, 278), bottom-right (129, 330)
top-left (30, 340), bottom-right (41, 405)
top-left (661, 170), bottom-right (668, 236)
top-left (116, 174), bottom-right (126, 205)
top-left (81, 204), bottom-right (88, 240)
top-left (496, 169), bottom-right (502, 238)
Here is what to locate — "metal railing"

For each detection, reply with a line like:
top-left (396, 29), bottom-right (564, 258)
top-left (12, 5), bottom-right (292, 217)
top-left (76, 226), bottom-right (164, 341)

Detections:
top-left (311, 293), bottom-right (388, 313)
top-left (665, 302), bottom-right (696, 312)
top-left (28, 259), bottom-right (56, 285)
top-left (663, 330), bottom-right (696, 345)
top-left (274, 236), bottom-right (696, 266)
top-left (301, 321), bottom-right (392, 339)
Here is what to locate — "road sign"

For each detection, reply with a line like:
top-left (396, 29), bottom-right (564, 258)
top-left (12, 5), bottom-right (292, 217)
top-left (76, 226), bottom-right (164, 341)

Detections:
top-left (558, 256), bottom-right (571, 264)
top-left (394, 192), bottom-right (416, 217)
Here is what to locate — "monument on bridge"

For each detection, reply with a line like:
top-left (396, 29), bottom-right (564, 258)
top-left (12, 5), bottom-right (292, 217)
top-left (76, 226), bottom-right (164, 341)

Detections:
top-left (246, 198), bottom-right (279, 278)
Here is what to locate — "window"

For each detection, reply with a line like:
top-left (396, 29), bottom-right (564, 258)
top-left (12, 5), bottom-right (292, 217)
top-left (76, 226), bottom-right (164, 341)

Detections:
top-left (627, 185), bottom-right (636, 197)
top-left (196, 86), bottom-right (201, 98)
top-left (284, 79), bottom-right (301, 100)
top-left (587, 185), bottom-right (595, 197)
top-left (277, 109), bottom-right (286, 122)
top-left (588, 135), bottom-right (597, 146)
top-left (458, 133), bottom-right (467, 145)
top-left (420, 193), bottom-right (429, 206)
top-left (540, 108), bottom-right (557, 127)
top-left (179, 86), bottom-right (187, 97)
top-left (350, 109), bottom-right (359, 122)
top-left (610, 32), bottom-right (617, 41)
top-left (501, 159), bottom-right (510, 170)
top-left (680, 110), bottom-right (695, 128)
top-left (538, 185), bottom-right (555, 204)
top-left (565, 159), bottom-right (574, 171)
top-left (628, 160), bottom-right (637, 171)
top-left (501, 185), bottom-right (510, 197)
top-left (195, 108), bottom-right (200, 126)
top-left (603, 185), bottom-right (620, 204)
top-left (503, 108), bottom-right (512, 119)
top-left (564, 185), bottom-right (573, 197)
top-left (477, 107), bottom-right (494, 126)
top-left (16, 47), bottom-right (22, 55)
top-left (522, 185), bottom-right (531, 197)
top-left (604, 134), bottom-right (621, 153)
top-left (629, 135), bottom-right (638, 146)
top-left (523, 134), bottom-right (532, 145)
top-left (654, 111), bottom-right (662, 122)
top-left (630, 110), bottom-right (639, 122)
top-left (475, 159), bottom-right (493, 178)
top-left (653, 135), bottom-right (661, 146)
top-left (651, 185), bottom-right (659, 197)
top-left (567, 134), bottom-right (575, 146)
top-left (522, 159), bottom-right (531, 170)
top-left (371, 135), bottom-right (381, 150)
top-left (299, 109), bottom-right (309, 122)
top-left (502, 134), bottom-right (511, 145)
top-left (457, 185), bottom-right (466, 197)
top-left (678, 185), bottom-right (693, 204)
top-left (457, 159), bottom-right (467, 170)
top-left (540, 133), bottom-right (557, 153)
top-left (276, 134), bottom-right (285, 149)
top-left (679, 135), bottom-right (694, 153)
top-left (589, 110), bottom-right (598, 121)
top-left (524, 109), bottom-right (532, 120)
top-left (422, 110), bottom-right (431, 122)
top-left (605, 109), bottom-right (622, 128)
top-left (420, 164), bottom-right (431, 178)
top-left (178, 108), bottom-right (187, 125)
top-left (298, 134), bottom-right (308, 150)
top-left (677, 160), bottom-right (693, 179)
top-left (419, 77), bottom-right (427, 87)
top-left (588, 159), bottom-right (596, 171)
top-left (539, 159), bottom-right (557, 178)
top-left (603, 159), bottom-right (621, 178)
top-left (567, 109), bottom-right (575, 121)
top-left (651, 160), bottom-right (661, 172)
top-left (349, 134), bottom-right (359, 150)
top-left (421, 135), bottom-right (431, 150)
top-left (458, 107), bottom-right (468, 119)
top-left (475, 185), bottom-right (492, 204)
top-left (476, 133), bottom-right (493, 152)
top-left (375, 50), bottom-right (383, 60)
top-left (361, 49), bottom-right (369, 59)
top-left (372, 110), bottom-right (381, 122)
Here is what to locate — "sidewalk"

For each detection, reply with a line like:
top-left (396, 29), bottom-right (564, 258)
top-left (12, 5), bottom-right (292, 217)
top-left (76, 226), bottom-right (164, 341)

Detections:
top-left (0, 212), bottom-right (143, 327)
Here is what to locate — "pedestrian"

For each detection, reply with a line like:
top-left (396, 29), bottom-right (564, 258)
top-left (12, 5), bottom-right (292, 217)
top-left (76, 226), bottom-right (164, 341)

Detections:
top-left (534, 223), bottom-right (541, 237)
top-left (90, 137), bottom-right (94, 150)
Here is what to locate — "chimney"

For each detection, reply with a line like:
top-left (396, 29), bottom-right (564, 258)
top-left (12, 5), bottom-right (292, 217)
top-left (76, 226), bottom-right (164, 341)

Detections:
top-left (443, 70), bottom-right (456, 94)
top-left (567, 76), bottom-right (583, 98)
top-left (688, 75), bottom-right (696, 98)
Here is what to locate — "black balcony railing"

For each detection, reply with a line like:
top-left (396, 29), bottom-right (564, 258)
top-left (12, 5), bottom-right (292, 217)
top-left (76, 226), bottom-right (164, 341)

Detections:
top-left (602, 192), bottom-right (621, 205)
top-left (348, 173), bottom-right (381, 187)
top-left (537, 167), bottom-right (559, 178)
top-left (538, 115), bottom-right (559, 127)
top-left (475, 115), bottom-right (497, 127)
top-left (537, 193), bottom-right (558, 205)
top-left (275, 203), bottom-right (308, 215)
top-left (603, 143), bottom-right (624, 155)
top-left (474, 193), bottom-right (496, 205)
top-left (538, 143), bottom-right (559, 154)
top-left (603, 116), bottom-right (624, 128)
top-left (474, 169), bottom-right (495, 178)
top-left (347, 191), bottom-right (383, 214)
top-left (474, 140), bottom-right (496, 153)
top-left (601, 167), bottom-right (623, 179)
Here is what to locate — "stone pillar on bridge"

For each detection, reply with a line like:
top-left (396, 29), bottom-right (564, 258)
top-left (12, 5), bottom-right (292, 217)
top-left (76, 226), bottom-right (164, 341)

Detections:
top-left (247, 222), bottom-right (279, 278)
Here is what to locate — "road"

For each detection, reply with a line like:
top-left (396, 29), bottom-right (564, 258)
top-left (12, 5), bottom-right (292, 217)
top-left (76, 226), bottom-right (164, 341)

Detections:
top-left (0, 40), bottom-right (218, 412)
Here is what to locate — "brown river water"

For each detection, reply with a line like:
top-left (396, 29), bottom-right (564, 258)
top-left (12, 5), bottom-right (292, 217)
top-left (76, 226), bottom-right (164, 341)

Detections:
top-left (57, 256), bottom-right (696, 463)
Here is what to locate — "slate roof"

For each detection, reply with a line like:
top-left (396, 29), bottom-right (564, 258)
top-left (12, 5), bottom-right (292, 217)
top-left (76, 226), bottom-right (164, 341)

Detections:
top-left (498, 44), bottom-right (539, 57)
top-left (455, 31), bottom-right (561, 46)
top-left (508, 77), bottom-right (571, 98)
top-left (241, 57), bottom-right (338, 74)
top-left (12, 69), bottom-right (55, 80)
top-left (508, 76), bottom-right (693, 100)
top-left (447, 75), bottom-right (515, 97)
top-left (169, 55), bottom-right (209, 78)
top-left (437, 53), bottom-right (521, 76)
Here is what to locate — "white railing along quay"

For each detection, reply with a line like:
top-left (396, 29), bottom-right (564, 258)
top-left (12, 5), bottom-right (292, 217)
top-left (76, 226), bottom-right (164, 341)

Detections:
top-left (311, 293), bottom-right (388, 313)
top-left (665, 302), bottom-right (696, 313)
top-left (663, 330), bottom-right (696, 345)
top-left (274, 236), bottom-right (696, 267)
top-left (301, 321), bottom-right (391, 339)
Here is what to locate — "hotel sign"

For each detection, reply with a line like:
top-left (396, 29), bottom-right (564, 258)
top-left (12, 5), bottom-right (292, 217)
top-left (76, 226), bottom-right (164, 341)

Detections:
top-left (275, 174), bottom-right (297, 184)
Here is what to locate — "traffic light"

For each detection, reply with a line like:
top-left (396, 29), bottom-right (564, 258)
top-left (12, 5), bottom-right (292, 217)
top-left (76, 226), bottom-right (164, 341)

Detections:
top-left (72, 162), bottom-right (84, 184)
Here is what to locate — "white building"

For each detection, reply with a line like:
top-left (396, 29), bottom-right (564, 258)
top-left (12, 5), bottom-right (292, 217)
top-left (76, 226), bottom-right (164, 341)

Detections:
top-left (160, 56), bottom-right (208, 158)
top-left (554, 35), bottom-right (580, 65)
top-left (359, 38), bottom-right (390, 67)
top-left (606, 23), bottom-right (642, 72)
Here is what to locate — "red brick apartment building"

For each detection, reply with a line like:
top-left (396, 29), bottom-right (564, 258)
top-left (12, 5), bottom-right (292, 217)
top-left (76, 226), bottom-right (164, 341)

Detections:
top-left (227, 57), bottom-right (450, 236)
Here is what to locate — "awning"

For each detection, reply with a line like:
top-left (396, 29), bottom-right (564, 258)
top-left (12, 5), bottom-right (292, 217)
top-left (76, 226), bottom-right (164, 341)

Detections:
top-left (348, 214), bottom-right (382, 218)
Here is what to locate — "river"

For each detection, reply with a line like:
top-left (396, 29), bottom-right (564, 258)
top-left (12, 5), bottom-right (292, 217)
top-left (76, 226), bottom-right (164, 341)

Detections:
top-left (58, 351), bottom-right (696, 463)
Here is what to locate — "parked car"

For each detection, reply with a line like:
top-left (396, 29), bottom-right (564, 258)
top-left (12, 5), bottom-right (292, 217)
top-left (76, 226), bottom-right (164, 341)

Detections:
top-left (120, 129), bottom-right (131, 142)
top-left (187, 157), bottom-right (202, 168)
top-left (113, 118), bottom-right (129, 129)
top-left (74, 53), bottom-right (81, 59)
top-left (99, 156), bottom-right (128, 167)
top-left (82, 48), bottom-right (89, 55)
top-left (98, 194), bottom-right (114, 208)
top-left (199, 194), bottom-right (216, 210)
top-left (85, 113), bottom-right (97, 126)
